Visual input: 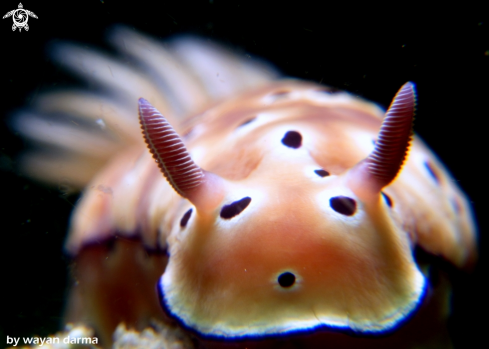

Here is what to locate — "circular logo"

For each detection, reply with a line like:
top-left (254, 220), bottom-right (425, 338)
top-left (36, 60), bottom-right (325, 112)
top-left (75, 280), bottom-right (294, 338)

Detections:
top-left (3, 3), bottom-right (38, 32)
top-left (12, 9), bottom-right (28, 27)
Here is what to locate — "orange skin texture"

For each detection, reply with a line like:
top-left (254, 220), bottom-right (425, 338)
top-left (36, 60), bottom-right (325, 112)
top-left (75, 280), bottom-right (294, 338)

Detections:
top-left (64, 81), bottom-right (475, 343)
top-left (163, 170), bottom-right (422, 335)
top-left (13, 29), bottom-right (477, 348)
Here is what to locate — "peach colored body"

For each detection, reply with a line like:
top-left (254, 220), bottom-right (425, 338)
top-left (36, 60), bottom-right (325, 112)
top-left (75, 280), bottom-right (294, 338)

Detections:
top-left (14, 27), bottom-right (477, 348)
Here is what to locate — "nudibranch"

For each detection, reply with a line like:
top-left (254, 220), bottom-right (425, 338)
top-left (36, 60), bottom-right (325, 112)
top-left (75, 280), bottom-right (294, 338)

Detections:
top-left (13, 26), bottom-right (476, 346)
top-left (138, 83), bottom-right (426, 338)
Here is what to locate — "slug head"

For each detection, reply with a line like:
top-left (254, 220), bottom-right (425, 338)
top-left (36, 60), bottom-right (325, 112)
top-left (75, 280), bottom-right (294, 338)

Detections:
top-left (139, 84), bottom-right (425, 338)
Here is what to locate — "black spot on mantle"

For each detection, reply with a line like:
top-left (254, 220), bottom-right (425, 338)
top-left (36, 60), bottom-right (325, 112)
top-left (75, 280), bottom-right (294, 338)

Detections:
top-left (314, 169), bottom-right (330, 177)
top-left (180, 208), bottom-right (193, 227)
top-left (220, 197), bottom-right (252, 219)
top-left (381, 192), bottom-right (393, 208)
top-left (278, 272), bottom-right (296, 288)
top-left (330, 196), bottom-right (356, 216)
top-left (282, 131), bottom-right (302, 148)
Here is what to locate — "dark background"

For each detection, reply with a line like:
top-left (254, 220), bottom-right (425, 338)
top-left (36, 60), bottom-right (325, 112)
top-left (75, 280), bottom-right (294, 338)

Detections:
top-left (1, 1), bottom-right (487, 348)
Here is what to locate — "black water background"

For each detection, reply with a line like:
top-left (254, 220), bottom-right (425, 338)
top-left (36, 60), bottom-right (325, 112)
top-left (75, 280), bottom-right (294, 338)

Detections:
top-left (1, 1), bottom-right (487, 348)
